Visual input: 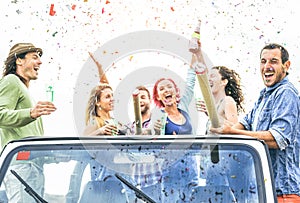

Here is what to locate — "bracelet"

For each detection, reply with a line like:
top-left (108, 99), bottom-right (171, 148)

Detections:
top-left (192, 62), bottom-right (206, 74)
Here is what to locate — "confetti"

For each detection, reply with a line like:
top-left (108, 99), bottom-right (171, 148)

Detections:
top-left (49, 4), bottom-right (56, 16)
top-left (0, 0), bottom-right (299, 138)
top-left (52, 31), bottom-right (58, 37)
top-left (254, 26), bottom-right (260, 30)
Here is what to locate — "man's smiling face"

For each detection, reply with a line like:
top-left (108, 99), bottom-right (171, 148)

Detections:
top-left (260, 48), bottom-right (288, 87)
top-left (16, 52), bottom-right (42, 82)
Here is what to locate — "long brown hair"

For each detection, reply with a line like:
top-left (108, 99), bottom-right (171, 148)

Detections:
top-left (85, 83), bottom-right (113, 126)
top-left (3, 52), bottom-right (27, 84)
top-left (213, 66), bottom-right (245, 113)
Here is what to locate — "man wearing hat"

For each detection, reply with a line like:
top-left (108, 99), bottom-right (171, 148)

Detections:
top-left (0, 43), bottom-right (57, 202)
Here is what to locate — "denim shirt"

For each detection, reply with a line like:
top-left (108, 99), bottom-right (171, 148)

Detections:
top-left (240, 77), bottom-right (300, 196)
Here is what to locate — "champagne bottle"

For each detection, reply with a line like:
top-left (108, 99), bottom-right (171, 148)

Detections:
top-left (160, 112), bottom-right (167, 135)
top-left (189, 19), bottom-right (201, 53)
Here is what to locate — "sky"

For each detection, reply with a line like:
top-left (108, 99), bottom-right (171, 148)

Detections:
top-left (0, 0), bottom-right (300, 136)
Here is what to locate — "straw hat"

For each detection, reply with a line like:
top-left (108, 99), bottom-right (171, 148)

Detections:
top-left (5, 43), bottom-right (43, 67)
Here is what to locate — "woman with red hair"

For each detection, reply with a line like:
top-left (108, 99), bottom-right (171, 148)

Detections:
top-left (152, 74), bottom-right (195, 135)
top-left (152, 39), bottom-right (206, 135)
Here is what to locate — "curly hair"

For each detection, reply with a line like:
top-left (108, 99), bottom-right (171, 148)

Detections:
top-left (213, 66), bottom-right (245, 113)
top-left (85, 83), bottom-right (113, 125)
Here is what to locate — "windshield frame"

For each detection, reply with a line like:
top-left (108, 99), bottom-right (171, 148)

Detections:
top-left (0, 135), bottom-right (276, 202)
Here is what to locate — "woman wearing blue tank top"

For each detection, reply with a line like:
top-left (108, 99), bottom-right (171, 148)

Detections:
top-left (151, 63), bottom-right (202, 202)
top-left (152, 73), bottom-right (195, 135)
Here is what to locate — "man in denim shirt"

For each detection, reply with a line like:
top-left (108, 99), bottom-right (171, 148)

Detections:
top-left (211, 43), bottom-right (300, 202)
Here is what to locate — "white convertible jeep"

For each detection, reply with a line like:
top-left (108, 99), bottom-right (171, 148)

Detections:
top-left (0, 135), bottom-right (276, 202)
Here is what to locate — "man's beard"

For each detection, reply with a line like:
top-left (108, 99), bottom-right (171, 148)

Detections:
top-left (141, 104), bottom-right (150, 115)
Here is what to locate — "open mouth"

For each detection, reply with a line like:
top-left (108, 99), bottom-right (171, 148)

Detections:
top-left (163, 94), bottom-right (173, 103)
top-left (264, 67), bottom-right (275, 81)
top-left (264, 72), bottom-right (274, 79)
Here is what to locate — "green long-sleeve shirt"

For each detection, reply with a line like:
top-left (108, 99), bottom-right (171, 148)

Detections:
top-left (0, 74), bottom-right (43, 148)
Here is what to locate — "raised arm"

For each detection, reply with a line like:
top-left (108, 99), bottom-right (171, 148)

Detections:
top-left (89, 52), bottom-right (109, 84)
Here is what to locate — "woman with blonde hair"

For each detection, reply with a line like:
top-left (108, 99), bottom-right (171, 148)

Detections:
top-left (84, 83), bottom-right (118, 135)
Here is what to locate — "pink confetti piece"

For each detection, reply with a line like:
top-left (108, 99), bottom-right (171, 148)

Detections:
top-left (254, 26), bottom-right (260, 30)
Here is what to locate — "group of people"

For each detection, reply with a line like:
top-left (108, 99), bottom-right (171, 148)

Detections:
top-left (0, 37), bottom-right (299, 201)
top-left (84, 41), bottom-right (245, 137)
top-left (83, 41), bottom-right (299, 201)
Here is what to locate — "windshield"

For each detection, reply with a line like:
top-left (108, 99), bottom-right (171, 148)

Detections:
top-left (0, 140), bottom-right (264, 203)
